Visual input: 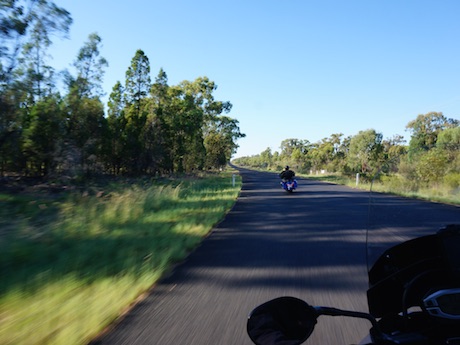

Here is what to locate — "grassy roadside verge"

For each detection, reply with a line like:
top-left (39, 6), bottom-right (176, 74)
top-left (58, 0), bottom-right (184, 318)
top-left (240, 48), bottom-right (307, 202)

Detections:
top-left (0, 171), bottom-right (242, 345)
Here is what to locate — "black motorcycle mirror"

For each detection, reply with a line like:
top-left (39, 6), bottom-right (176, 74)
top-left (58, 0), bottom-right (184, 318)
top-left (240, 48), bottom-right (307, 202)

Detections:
top-left (247, 297), bottom-right (318, 345)
top-left (247, 296), bottom-right (383, 345)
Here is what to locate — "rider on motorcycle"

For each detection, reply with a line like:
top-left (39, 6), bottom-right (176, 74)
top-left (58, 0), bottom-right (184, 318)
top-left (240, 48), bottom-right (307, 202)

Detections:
top-left (279, 166), bottom-right (295, 181)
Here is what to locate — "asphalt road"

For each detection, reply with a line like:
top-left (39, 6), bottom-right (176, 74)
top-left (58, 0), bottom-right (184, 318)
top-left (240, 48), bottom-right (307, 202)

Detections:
top-left (93, 168), bottom-right (460, 345)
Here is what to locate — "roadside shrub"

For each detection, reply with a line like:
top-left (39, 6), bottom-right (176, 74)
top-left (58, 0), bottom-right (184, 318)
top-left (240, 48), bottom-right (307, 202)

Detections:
top-left (415, 150), bottom-right (448, 184)
top-left (380, 174), bottom-right (418, 193)
top-left (398, 157), bottom-right (418, 181)
top-left (444, 173), bottom-right (460, 190)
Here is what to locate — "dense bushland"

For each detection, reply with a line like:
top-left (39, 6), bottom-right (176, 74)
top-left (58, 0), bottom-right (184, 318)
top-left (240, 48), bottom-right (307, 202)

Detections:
top-left (1, 2), bottom-right (245, 179)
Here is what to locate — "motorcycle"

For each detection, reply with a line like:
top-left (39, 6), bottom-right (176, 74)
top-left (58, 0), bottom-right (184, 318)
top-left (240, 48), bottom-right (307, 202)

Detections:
top-left (281, 179), bottom-right (297, 192)
top-left (247, 223), bottom-right (460, 344)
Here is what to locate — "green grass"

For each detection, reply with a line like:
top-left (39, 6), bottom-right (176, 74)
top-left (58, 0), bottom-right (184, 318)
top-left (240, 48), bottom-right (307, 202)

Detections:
top-left (301, 173), bottom-right (350, 185)
top-left (0, 171), bottom-right (241, 345)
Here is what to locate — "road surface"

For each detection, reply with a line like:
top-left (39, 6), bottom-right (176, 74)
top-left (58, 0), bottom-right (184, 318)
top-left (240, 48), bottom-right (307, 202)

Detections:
top-left (93, 168), bottom-right (459, 344)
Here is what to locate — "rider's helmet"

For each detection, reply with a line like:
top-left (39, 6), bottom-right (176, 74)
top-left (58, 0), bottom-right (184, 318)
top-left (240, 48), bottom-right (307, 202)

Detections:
top-left (285, 166), bottom-right (289, 170)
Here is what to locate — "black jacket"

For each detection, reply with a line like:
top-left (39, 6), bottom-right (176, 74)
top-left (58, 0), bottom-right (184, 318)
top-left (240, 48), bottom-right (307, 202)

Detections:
top-left (279, 169), bottom-right (295, 180)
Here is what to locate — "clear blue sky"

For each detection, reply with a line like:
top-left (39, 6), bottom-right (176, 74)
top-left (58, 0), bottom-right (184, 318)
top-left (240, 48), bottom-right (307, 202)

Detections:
top-left (49, 0), bottom-right (460, 158)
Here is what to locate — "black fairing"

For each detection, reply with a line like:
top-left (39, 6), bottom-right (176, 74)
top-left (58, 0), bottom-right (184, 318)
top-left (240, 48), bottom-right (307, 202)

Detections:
top-left (367, 224), bottom-right (460, 319)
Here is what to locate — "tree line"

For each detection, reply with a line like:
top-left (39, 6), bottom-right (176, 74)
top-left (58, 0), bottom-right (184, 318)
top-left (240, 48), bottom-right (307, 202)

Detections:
top-left (233, 112), bottom-right (460, 191)
top-left (0, 1), bottom-right (245, 178)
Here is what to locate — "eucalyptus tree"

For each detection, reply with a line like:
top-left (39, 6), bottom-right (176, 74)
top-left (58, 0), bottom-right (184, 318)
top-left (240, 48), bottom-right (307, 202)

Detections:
top-left (436, 127), bottom-right (460, 173)
top-left (146, 68), bottom-right (170, 173)
top-left (15, 0), bottom-right (71, 104)
top-left (194, 78), bottom-right (243, 169)
top-left (178, 77), bottom-right (241, 172)
top-left (158, 78), bottom-right (205, 173)
top-left (105, 81), bottom-right (126, 174)
top-left (279, 138), bottom-right (309, 158)
top-left (123, 49), bottom-right (151, 173)
top-left (307, 138), bottom-right (334, 173)
top-left (326, 133), bottom-right (347, 172)
top-left (415, 149), bottom-right (449, 184)
top-left (64, 33), bottom-right (108, 175)
top-left (21, 94), bottom-right (65, 175)
top-left (217, 116), bottom-right (245, 159)
top-left (258, 147), bottom-right (273, 168)
top-left (204, 132), bottom-right (228, 168)
top-left (165, 83), bottom-right (204, 172)
top-left (436, 127), bottom-right (460, 152)
top-left (1, 1), bottom-right (30, 164)
top-left (204, 115), bottom-right (245, 169)
top-left (0, 0), bottom-right (71, 86)
top-left (71, 33), bottom-right (108, 98)
top-left (347, 129), bottom-right (383, 175)
top-left (125, 49), bottom-right (150, 109)
top-left (381, 134), bottom-right (407, 173)
top-left (406, 112), bottom-right (459, 153)
top-left (0, 0), bottom-right (71, 174)
top-left (19, 20), bottom-right (55, 103)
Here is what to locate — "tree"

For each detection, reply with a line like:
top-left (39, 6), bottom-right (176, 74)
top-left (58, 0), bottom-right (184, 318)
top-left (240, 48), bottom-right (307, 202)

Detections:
top-left (180, 77), bottom-right (238, 171)
top-left (204, 132), bottom-right (228, 168)
top-left (307, 134), bottom-right (347, 173)
top-left (150, 68), bottom-right (169, 105)
top-left (1, 1), bottom-right (28, 85)
top-left (291, 147), bottom-right (305, 167)
top-left (179, 76), bottom-right (232, 122)
top-left (259, 147), bottom-right (273, 168)
top-left (347, 129), bottom-right (383, 175)
top-left (279, 139), bottom-right (309, 158)
top-left (1, 0), bottom-right (71, 162)
top-left (204, 116), bottom-right (245, 169)
top-left (105, 81), bottom-right (126, 174)
top-left (71, 32), bottom-right (108, 98)
top-left (149, 68), bottom-right (172, 172)
top-left (327, 133), bottom-right (346, 172)
top-left (415, 149), bottom-right (448, 184)
top-left (121, 50), bottom-right (151, 173)
top-left (381, 134), bottom-right (407, 173)
top-left (308, 139), bottom-right (334, 172)
top-left (18, 20), bottom-right (54, 103)
top-left (170, 84), bottom-right (205, 172)
top-left (436, 127), bottom-right (460, 175)
top-left (436, 127), bottom-right (460, 152)
top-left (1, 0), bottom-right (71, 85)
top-left (21, 94), bottom-right (64, 175)
top-left (125, 49), bottom-right (150, 109)
top-left (62, 34), bottom-right (108, 175)
top-left (155, 77), bottom-right (231, 173)
top-left (406, 112), bottom-right (459, 152)
top-left (64, 94), bottom-right (106, 174)
top-left (1, 2), bottom-right (29, 161)
top-left (14, 1), bottom-right (71, 104)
